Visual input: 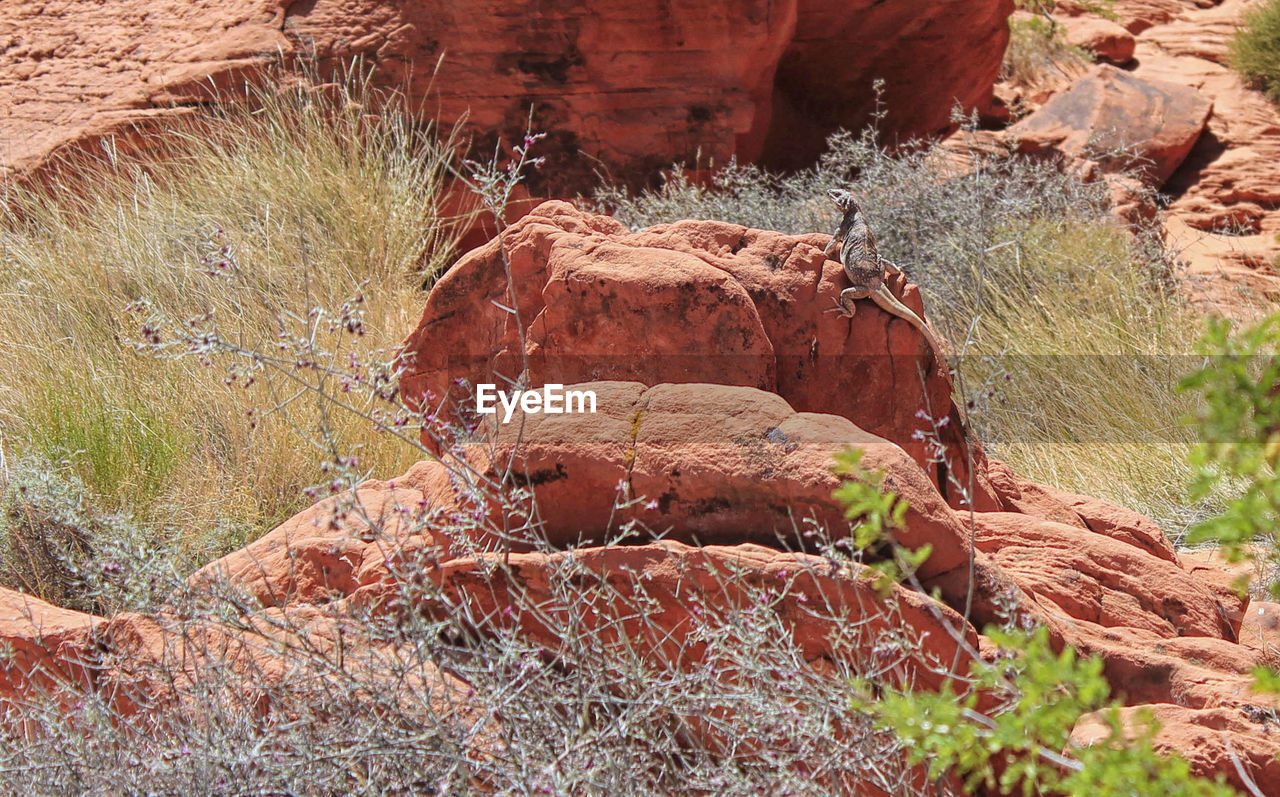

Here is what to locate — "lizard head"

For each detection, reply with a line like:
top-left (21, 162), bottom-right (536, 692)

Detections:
top-left (826, 188), bottom-right (859, 214)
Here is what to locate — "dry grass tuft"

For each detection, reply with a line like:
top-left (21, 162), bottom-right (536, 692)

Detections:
top-left (1002, 9), bottom-right (1090, 91)
top-left (0, 71), bottom-right (464, 576)
top-left (596, 131), bottom-right (1217, 540)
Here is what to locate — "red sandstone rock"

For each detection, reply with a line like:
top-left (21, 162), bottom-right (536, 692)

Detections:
top-left (474, 380), bottom-right (975, 581)
top-left (1073, 704), bottom-right (1280, 793)
top-left (985, 460), bottom-right (1177, 562)
top-left (969, 512), bottom-right (1236, 639)
top-left (1049, 619), bottom-right (1265, 709)
top-left (0, 0), bottom-right (1013, 192)
top-left (1058, 0), bottom-right (1202, 34)
top-left (2, 590), bottom-right (481, 737)
top-left (1130, 0), bottom-right (1280, 306)
top-left (0, 588), bottom-right (97, 707)
top-left (0, 0), bottom-right (287, 182)
top-left (399, 201), bottom-right (991, 507)
top-left (378, 541), bottom-right (974, 682)
top-left (1006, 64), bottom-right (1212, 187)
top-left (995, 0), bottom-right (1280, 304)
top-left (1062, 16), bottom-right (1137, 64)
top-left (1180, 546), bottom-right (1260, 600)
top-left (190, 461), bottom-right (465, 608)
top-left (756, 0), bottom-right (1015, 169)
top-left (2, 109), bottom-right (1277, 781)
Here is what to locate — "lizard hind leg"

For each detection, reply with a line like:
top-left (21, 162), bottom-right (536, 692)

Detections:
top-left (824, 288), bottom-right (861, 318)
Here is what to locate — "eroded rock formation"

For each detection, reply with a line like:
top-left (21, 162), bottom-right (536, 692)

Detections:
top-left (0, 0), bottom-right (1013, 193)
top-left (975, 0), bottom-right (1280, 312)
top-left (4, 205), bottom-right (1279, 790)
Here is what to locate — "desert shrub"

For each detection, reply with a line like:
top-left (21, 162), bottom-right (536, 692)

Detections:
top-left (0, 453), bottom-right (952, 795)
top-left (594, 129), bottom-right (1215, 539)
top-left (0, 68), bottom-right (464, 561)
top-left (0, 455), bottom-right (208, 613)
top-left (1230, 0), bottom-right (1280, 102)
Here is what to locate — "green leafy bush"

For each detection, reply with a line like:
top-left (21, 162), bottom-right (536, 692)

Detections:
top-left (1179, 314), bottom-right (1280, 595)
top-left (834, 451), bottom-right (1234, 794)
top-left (1230, 0), bottom-right (1280, 102)
top-left (867, 627), bottom-right (1234, 795)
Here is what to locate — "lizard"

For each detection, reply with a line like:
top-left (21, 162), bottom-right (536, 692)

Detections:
top-left (822, 188), bottom-right (951, 366)
top-left (822, 189), bottom-right (974, 499)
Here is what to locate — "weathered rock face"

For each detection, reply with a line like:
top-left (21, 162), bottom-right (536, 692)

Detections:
top-left (0, 0), bottom-right (288, 181)
top-left (1007, 64), bottom-right (1212, 186)
top-left (1073, 704), bottom-right (1280, 794)
top-left (479, 381), bottom-right (977, 580)
top-left (0, 588), bottom-right (97, 705)
top-left (757, 0), bottom-right (1015, 170)
top-left (0, 584), bottom-right (482, 737)
top-left (1133, 0), bottom-right (1280, 310)
top-left (1057, 0), bottom-right (1197, 34)
top-left (0, 0), bottom-right (1013, 192)
top-left (374, 541), bottom-right (978, 691)
top-left (399, 201), bottom-right (985, 501)
top-left (1061, 16), bottom-right (1137, 64)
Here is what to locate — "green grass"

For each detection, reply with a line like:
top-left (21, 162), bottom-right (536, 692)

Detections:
top-left (958, 219), bottom-right (1216, 534)
top-left (28, 381), bottom-right (181, 508)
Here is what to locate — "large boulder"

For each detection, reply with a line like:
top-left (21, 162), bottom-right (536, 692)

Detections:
top-left (0, 0), bottom-right (1013, 192)
top-left (1006, 64), bottom-right (1212, 187)
top-left (1061, 16), bottom-right (1137, 64)
top-left (399, 201), bottom-right (988, 504)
